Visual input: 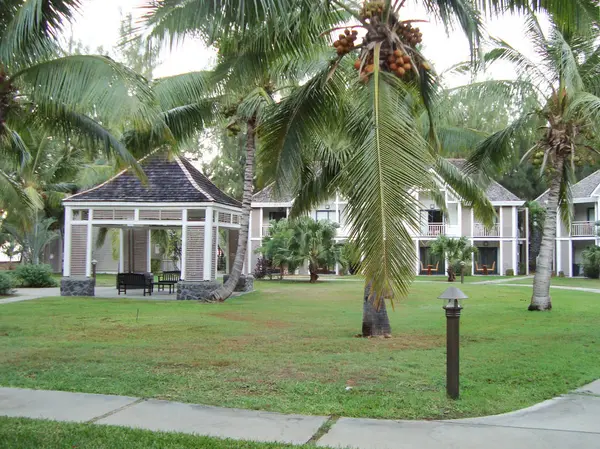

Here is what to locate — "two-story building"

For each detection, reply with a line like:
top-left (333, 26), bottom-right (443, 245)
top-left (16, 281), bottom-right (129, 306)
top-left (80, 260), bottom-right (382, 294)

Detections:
top-left (537, 170), bottom-right (600, 277)
top-left (245, 159), bottom-right (529, 276)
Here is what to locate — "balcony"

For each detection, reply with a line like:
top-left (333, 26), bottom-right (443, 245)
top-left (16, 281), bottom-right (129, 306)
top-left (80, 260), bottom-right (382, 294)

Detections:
top-left (571, 221), bottom-right (596, 237)
top-left (474, 223), bottom-right (499, 237)
top-left (418, 223), bottom-right (460, 237)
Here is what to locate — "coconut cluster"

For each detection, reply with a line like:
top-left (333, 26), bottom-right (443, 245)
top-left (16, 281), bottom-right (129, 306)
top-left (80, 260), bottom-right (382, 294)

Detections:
top-left (354, 46), bottom-right (430, 81)
top-left (333, 28), bottom-right (358, 56)
top-left (359, 0), bottom-right (384, 19)
top-left (397, 23), bottom-right (422, 46)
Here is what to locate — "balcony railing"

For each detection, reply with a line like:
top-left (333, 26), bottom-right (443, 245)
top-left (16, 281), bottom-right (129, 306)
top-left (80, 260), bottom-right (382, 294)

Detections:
top-left (571, 221), bottom-right (596, 237)
top-left (474, 223), bottom-right (499, 237)
top-left (421, 223), bottom-right (446, 237)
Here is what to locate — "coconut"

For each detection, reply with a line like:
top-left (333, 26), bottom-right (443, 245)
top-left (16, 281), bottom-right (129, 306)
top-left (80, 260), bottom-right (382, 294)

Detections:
top-left (389, 63), bottom-right (398, 70)
top-left (354, 59), bottom-right (361, 69)
top-left (403, 63), bottom-right (412, 71)
top-left (402, 55), bottom-right (411, 63)
top-left (365, 64), bottom-right (375, 73)
top-left (396, 67), bottom-right (406, 76)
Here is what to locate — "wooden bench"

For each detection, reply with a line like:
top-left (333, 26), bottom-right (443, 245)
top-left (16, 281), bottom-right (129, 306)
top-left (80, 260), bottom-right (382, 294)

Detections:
top-left (117, 273), bottom-right (153, 296)
top-left (156, 271), bottom-right (181, 294)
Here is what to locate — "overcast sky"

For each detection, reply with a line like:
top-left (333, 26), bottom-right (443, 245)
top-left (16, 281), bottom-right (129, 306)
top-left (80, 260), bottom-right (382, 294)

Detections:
top-left (67, 0), bottom-right (542, 83)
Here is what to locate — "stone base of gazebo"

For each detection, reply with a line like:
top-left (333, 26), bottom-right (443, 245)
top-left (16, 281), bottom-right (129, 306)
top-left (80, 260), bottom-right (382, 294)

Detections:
top-left (61, 277), bottom-right (95, 296)
top-left (222, 274), bottom-right (254, 292)
top-left (176, 281), bottom-right (221, 301)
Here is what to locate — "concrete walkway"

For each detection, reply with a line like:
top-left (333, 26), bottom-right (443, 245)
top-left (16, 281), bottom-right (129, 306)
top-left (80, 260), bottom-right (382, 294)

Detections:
top-left (472, 275), bottom-right (534, 285)
top-left (2, 381), bottom-right (600, 448)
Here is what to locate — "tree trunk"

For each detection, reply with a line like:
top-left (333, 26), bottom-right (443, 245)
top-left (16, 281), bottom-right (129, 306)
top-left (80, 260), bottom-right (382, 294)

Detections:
top-left (530, 156), bottom-right (565, 311)
top-left (447, 265), bottom-right (456, 282)
top-left (308, 261), bottom-right (319, 283)
top-left (361, 283), bottom-right (391, 337)
top-left (210, 118), bottom-right (256, 301)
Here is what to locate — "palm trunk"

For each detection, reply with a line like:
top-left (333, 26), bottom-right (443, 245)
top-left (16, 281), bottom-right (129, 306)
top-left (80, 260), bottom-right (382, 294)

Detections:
top-left (530, 156), bottom-right (565, 311)
top-left (447, 265), bottom-right (455, 282)
top-left (211, 118), bottom-right (256, 301)
top-left (308, 260), bottom-right (319, 283)
top-left (361, 282), bottom-right (391, 337)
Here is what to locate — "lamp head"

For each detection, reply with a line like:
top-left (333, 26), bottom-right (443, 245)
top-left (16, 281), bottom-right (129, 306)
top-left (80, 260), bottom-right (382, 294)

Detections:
top-left (438, 286), bottom-right (468, 309)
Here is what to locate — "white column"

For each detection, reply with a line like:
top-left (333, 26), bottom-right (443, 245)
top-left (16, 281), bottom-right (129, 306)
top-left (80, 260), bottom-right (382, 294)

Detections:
top-left (134, 208), bottom-right (140, 221)
top-left (147, 229), bottom-right (152, 273)
top-left (457, 202), bottom-right (462, 236)
top-left (525, 207), bottom-right (530, 275)
top-left (181, 209), bottom-right (188, 280)
top-left (415, 239), bottom-right (420, 275)
top-left (85, 209), bottom-right (93, 277)
top-left (119, 228), bottom-right (125, 273)
top-left (499, 207), bottom-right (503, 274)
top-left (225, 231), bottom-right (230, 274)
top-left (556, 240), bottom-right (562, 274)
top-left (203, 206), bottom-right (214, 281)
top-left (63, 207), bottom-right (72, 276)
top-left (470, 208), bottom-right (475, 275)
top-left (596, 198), bottom-right (600, 247)
top-left (215, 223), bottom-right (219, 279)
top-left (512, 207), bottom-right (517, 273)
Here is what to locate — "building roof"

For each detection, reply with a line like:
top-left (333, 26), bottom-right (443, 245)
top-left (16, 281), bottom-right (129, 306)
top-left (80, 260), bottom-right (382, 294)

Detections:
top-left (64, 154), bottom-right (241, 207)
top-left (252, 183), bottom-right (295, 203)
top-left (536, 170), bottom-right (600, 203)
top-left (446, 159), bottom-right (522, 202)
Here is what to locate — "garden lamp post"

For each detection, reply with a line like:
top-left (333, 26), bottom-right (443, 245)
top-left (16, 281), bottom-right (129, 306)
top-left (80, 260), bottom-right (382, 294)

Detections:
top-left (91, 259), bottom-right (97, 281)
top-left (460, 261), bottom-right (465, 284)
top-left (438, 286), bottom-right (468, 400)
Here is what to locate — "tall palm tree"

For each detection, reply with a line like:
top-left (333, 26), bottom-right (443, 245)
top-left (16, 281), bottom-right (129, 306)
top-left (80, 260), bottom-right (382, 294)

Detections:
top-left (465, 15), bottom-right (600, 311)
top-left (0, 0), bottom-right (154, 214)
top-left (143, 2), bottom-right (339, 301)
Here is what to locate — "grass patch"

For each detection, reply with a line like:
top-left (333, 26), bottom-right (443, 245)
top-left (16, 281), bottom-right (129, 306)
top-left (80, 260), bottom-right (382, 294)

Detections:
top-left (0, 417), bottom-right (324, 449)
top-left (0, 281), bottom-right (599, 420)
top-left (511, 276), bottom-right (600, 289)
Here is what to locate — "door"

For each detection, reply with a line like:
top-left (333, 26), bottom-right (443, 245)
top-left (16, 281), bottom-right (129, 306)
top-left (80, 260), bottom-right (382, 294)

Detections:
top-left (268, 211), bottom-right (286, 221)
top-left (478, 247), bottom-right (498, 274)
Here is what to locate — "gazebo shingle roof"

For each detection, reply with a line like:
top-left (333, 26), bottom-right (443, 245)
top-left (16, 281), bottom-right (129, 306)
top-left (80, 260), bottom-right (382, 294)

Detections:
top-left (65, 154), bottom-right (241, 207)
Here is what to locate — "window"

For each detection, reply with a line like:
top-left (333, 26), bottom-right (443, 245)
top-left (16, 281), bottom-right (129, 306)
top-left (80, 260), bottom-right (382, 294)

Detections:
top-left (316, 210), bottom-right (336, 222)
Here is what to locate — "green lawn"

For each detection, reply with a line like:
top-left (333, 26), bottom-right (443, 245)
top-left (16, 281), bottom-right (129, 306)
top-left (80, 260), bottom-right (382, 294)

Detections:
top-left (0, 417), bottom-right (323, 449)
top-left (511, 276), bottom-right (600, 289)
top-left (415, 275), bottom-right (523, 283)
top-left (52, 273), bottom-right (116, 287)
top-left (0, 280), bottom-right (599, 420)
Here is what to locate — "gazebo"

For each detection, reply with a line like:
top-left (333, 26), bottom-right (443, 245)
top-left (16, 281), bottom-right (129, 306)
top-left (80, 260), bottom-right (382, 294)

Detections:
top-left (60, 153), bottom-right (243, 300)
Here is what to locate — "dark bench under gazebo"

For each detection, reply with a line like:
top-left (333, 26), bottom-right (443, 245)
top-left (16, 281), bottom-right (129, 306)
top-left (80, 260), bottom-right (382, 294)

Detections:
top-left (60, 153), bottom-right (243, 300)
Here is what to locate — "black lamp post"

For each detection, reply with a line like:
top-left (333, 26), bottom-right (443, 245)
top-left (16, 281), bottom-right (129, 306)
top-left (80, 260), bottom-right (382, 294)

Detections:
top-left (91, 259), bottom-right (97, 281)
top-left (438, 286), bottom-right (468, 400)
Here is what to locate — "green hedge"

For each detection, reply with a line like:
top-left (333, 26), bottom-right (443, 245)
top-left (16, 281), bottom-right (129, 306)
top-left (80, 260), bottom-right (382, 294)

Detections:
top-left (13, 264), bottom-right (57, 288)
top-left (0, 272), bottom-right (13, 295)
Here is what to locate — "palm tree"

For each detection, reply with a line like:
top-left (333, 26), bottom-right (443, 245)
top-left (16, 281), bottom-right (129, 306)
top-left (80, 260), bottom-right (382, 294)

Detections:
top-left (465, 16), bottom-right (600, 311)
top-left (0, 0), bottom-right (155, 214)
top-left (1, 213), bottom-right (59, 265)
top-left (430, 236), bottom-right (477, 282)
top-left (287, 217), bottom-right (340, 283)
top-left (141, 0), bottom-right (594, 329)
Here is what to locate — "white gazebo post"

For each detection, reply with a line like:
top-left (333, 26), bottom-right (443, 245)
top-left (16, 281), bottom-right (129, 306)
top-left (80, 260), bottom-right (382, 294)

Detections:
top-left (85, 208), bottom-right (93, 277)
top-left (181, 209), bottom-right (188, 280)
top-left (147, 229), bottom-right (152, 273)
top-left (63, 206), bottom-right (72, 276)
top-left (204, 206), bottom-right (214, 280)
top-left (119, 228), bottom-right (125, 272)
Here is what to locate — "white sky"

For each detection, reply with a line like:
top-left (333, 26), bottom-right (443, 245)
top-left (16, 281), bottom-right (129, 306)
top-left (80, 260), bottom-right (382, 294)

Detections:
top-left (68, 0), bottom-right (542, 83)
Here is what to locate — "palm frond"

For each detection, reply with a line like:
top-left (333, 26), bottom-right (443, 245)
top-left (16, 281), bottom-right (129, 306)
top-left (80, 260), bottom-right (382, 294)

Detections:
top-left (0, 0), bottom-right (81, 68)
top-left (13, 55), bottom-right (154, 127)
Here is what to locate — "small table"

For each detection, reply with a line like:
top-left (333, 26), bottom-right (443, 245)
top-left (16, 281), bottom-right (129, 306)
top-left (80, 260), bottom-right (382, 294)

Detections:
top-left (427, 265), bottom-right (433, 276)
top-left (482, 265), bottom-right (488, 275)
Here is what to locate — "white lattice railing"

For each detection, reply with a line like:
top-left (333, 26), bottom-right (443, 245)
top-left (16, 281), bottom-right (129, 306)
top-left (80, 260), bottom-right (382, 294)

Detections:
top-left (421, 223), bottom-right (446, 237)
top-left (571, 221), bottom-right (596, 237)
top-left (474, 223), bottom-right (500, 237)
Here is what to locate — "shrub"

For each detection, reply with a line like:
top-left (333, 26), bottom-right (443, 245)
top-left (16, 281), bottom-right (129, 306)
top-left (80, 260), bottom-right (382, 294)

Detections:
top-left (14, 264), bottom-right (57, 288)
top-left (505, 268), bottom-right (515, 276)
top-left (0, 272), bottom-right (13, 295)
top-left (582, 246), bottom-right (600, 279)
top-left (558, 271), bottom-right (565, 278)
top-left (151, 259), bottom-right (161, 273)
top-left (254, 257), bottom-right (271, 279)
